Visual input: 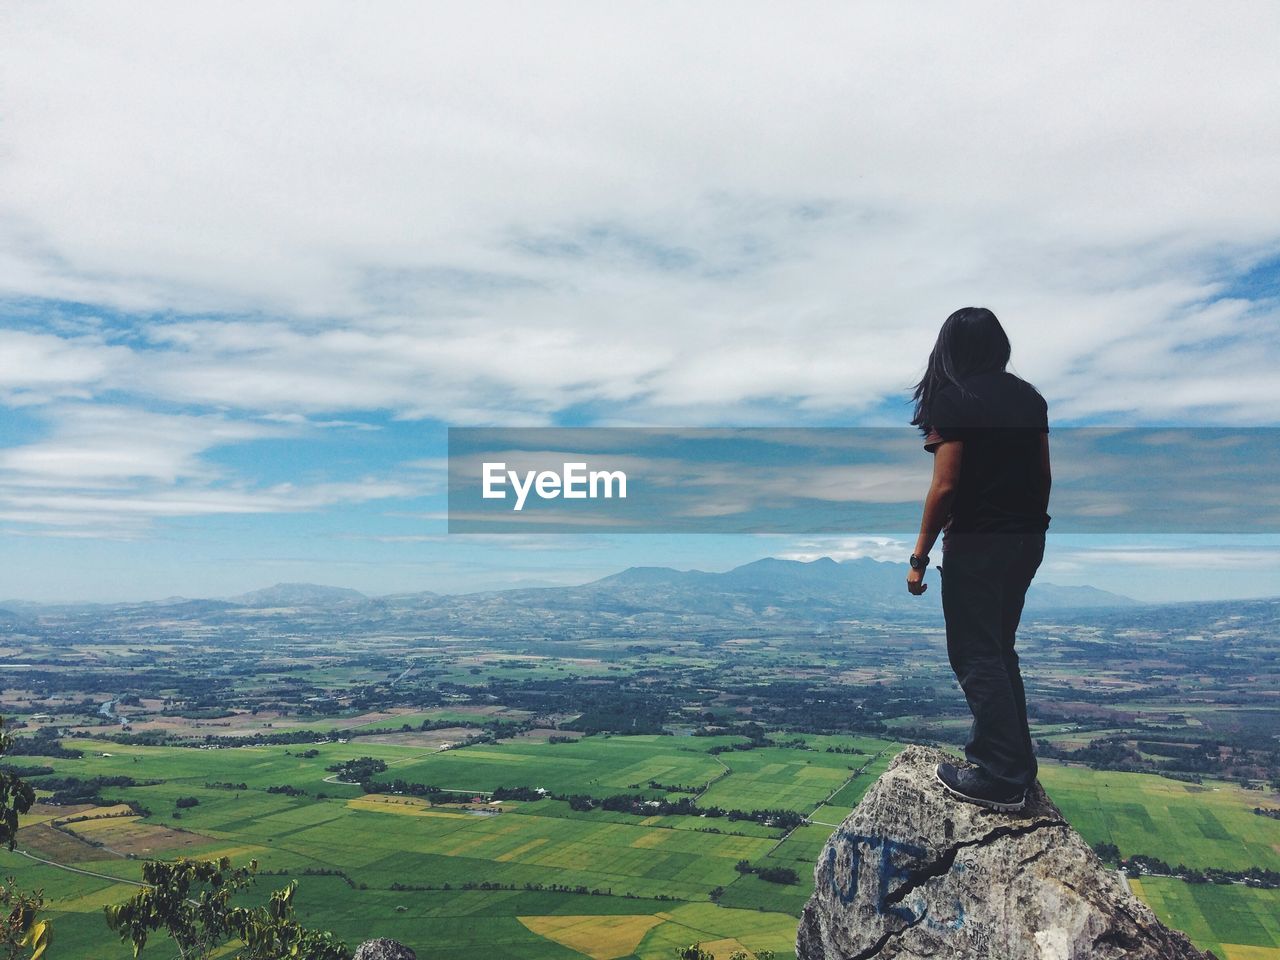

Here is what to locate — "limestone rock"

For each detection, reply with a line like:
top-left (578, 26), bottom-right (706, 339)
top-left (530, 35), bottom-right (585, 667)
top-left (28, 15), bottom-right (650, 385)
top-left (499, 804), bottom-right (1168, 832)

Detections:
top-left (797, 745), bottom-right (1214, 960)
top-left (353, 939), bottom-right (417, 960)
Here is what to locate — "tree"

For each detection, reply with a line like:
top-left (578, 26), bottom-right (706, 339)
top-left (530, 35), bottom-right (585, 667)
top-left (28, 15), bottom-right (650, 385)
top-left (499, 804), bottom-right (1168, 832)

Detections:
top-left (225, 881), bottom-right (350, 960)
top-left (1092, 841), bottom-right (1121, 864)
top-left (2, 879), bottom-right (51, 960)
top-left (0, 720), bottom-right (37, 852)
top-left (1, 717), bottom-right (51, 960)
top-left (754, 866), bottom-right (798, 885)
top-left (104, 857), bottom-right (350, 960)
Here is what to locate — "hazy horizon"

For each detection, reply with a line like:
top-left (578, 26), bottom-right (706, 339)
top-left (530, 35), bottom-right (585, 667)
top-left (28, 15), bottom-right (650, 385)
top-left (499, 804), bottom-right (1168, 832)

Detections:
top-left (2, 5), bottom-right (1277, 605)
top-left (7, 546), bottom-right (1279, 607)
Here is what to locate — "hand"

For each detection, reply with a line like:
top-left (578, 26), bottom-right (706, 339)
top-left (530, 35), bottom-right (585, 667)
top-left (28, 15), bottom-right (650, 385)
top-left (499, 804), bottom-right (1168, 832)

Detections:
top-left (907, 567), bottom-right (927, 596)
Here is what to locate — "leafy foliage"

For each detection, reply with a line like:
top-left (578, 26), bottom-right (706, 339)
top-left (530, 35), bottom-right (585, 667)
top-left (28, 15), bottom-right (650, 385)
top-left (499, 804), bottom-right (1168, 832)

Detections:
top-left (754, 866), bottom-right (799, 885)
top-left (0, 721), bottom-right (37, 853)
top-left (103, 857), bottom-right (350, 959)
top-left (2, 879), bottom-right (51, 960)
top-left (324, 757), bottom-right (386, 782)
top-left (1, 719), bottom-right (50, 960)
top-left (674, 946), bottom-right (775, 960)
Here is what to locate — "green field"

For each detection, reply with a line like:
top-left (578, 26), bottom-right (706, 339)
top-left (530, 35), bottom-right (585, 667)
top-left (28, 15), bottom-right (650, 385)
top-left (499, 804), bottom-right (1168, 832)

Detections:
top-left (383, 735), bottom-right (734, 799)
top-left (1130, 877), bottom-right (1280, 960)
top-left (0, 865), bottom-right (798, 960)
top-left (1039, 764), bottom-right (1279, 871)
top-left (3, 733), bottom-right (889, 958)
top-left (2, 733), bottom-right (1277, 959)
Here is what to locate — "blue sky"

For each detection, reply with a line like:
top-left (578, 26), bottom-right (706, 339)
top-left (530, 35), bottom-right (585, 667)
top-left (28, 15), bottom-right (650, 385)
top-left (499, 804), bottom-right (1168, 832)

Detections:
top-left (1, 4), bottom-right (1279, 603)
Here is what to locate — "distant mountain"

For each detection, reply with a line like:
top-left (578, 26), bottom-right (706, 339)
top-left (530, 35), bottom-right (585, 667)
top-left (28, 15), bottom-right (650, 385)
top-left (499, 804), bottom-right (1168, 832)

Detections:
top-left (0, 600), bottom-right (44, 613)
top-left (0, 560), bottom-right (1137, 637)
top-left (0, 598), bottom-right (106, 614)
top-left (454, 577), bottom-right (574, 594)
top-left (580, 556), bottom-right (915, 617)
top-left (368, 556), bottom-right (1129, 638)
top-left (576, 557), bottom-right (1136, 618)
top-left (1026, 582), bottom-right (1140, 610)
top-left (136, 597), bottom-right (241, 616)
top-left (232, 582), bottom-right (368, 608)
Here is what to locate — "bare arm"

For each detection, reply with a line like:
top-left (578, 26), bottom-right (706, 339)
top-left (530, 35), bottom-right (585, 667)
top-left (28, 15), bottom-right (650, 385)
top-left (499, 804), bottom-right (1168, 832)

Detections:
top-left (908, 439), bottom-right (962, 596)
top-left (1038, 432), bottom-right (1052, 514)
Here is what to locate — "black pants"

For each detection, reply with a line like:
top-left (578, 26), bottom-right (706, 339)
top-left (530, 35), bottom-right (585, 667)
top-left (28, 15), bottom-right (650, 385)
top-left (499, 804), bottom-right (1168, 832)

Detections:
top-left (940, 531), bottom-right (1045, 791)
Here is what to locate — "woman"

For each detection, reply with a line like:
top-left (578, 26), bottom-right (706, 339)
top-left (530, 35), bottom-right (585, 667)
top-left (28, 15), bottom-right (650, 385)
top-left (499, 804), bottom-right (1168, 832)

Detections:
top-left (906, 307), bottom-right (1052, 813)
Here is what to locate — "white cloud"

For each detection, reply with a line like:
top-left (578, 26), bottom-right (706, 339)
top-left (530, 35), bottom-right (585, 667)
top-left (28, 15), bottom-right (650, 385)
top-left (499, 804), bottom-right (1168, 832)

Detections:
top-left (779, 536), bottom-right (911, 564)
top-left (0, 2), bottom-right (1276, 429)
top-left (0, 329), bottom-right (128, 404)
top-left (0, 405), bottom-right (280, 486)
top-left (2, 2), bottom-right (1280, 571)
top-left (1050, 543), bottom-right (1280, 571)
top-left (0, 404), bottom-right (421, 535)
top-left (0, 478), bottom-right (422, 539)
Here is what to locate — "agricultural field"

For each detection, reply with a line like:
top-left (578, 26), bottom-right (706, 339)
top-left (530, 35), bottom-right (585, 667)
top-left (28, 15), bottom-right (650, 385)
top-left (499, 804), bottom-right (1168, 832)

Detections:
top-left (1, 586), bottom-right (1277, 957)
top-left (1130, 878), bottom-right (1280, 960)
top-left (1040, 764), bottom-right (1280, 872)
top-left (2, 732), bottom-right (871, 958)
top-left (3, 727), bottom-right (1276, 959)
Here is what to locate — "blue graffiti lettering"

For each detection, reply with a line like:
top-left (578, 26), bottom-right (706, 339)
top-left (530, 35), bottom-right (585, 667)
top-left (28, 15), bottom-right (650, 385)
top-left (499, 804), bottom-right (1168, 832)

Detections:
top-left (830, 832), bottom-right (968, 928)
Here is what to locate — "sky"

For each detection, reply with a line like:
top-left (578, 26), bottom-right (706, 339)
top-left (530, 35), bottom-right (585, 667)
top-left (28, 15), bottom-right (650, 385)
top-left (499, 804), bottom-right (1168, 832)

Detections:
top-left (1, 2), bottom-right (1279, 603)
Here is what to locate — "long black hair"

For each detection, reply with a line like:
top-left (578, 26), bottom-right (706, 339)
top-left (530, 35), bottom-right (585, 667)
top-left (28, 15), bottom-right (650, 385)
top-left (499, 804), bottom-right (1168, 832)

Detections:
top-left (910, 307), bottom-right (1011, 430)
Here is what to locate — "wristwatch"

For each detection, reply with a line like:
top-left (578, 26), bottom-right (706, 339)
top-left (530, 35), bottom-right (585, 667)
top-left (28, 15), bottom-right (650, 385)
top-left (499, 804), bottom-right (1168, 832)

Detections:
top-left (909, 553), bottom-right (930, 571)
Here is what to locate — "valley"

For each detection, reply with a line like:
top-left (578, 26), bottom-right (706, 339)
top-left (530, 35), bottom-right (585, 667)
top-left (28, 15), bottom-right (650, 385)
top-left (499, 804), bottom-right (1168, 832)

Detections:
top-left (1, 558), bottom-right (1277, 959)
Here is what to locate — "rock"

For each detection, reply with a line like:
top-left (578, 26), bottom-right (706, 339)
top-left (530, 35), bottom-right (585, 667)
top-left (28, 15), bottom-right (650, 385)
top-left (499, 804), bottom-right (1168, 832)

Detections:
top-left (797, 745), bottom-right (1215, 960)
top-left (353, 939), bottom-right (417, 960)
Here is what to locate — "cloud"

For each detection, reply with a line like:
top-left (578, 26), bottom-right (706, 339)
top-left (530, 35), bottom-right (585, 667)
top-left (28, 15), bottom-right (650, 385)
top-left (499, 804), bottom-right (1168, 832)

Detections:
top-left (2, 2), bottom-right (1279, 577)
top-left (779, 536), bottom-right (911, 564)
top-left (0, 329), bottom-right (128, 405)
top-left (1049, 543), bottom-right (1280, 571)
top-left (0, 478), bottom-right (421, 539)
top-left (0, 404), bottom-right (280, 486)
top-left (258, 412), bottom-right (382, 431)
top-left (0, 404), bottom-right (421, 535)
top-left (0, 2), bottom-right (1276, 430)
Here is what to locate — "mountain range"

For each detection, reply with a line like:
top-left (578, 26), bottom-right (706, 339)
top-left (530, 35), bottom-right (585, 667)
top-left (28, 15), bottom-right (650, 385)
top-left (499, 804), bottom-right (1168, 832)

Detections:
top-left (0, 557), bottom-right (1137, 634)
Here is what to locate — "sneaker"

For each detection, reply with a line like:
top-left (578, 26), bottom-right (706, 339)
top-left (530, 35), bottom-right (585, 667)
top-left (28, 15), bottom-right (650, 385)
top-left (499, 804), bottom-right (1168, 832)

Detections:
top-left (935, 761), bottom-right (1027, 812)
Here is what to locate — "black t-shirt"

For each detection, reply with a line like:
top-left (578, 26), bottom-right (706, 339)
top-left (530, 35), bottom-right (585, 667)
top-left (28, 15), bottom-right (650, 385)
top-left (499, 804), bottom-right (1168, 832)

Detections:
top-left (923, 370), bottom-right (1050, 540)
